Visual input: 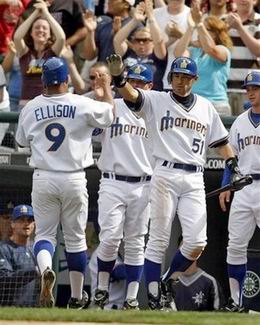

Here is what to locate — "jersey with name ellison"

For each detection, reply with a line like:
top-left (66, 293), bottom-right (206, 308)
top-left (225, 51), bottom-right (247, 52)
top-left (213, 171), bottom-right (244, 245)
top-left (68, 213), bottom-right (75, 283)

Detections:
top-left (97, 98), bottom-right (153, 176)
top-left (229, 109), bottom-right (260, 175)
top-left (16, 93), bottom-right (114, 171)
top-left (138, 90), bottom-right (228, 166)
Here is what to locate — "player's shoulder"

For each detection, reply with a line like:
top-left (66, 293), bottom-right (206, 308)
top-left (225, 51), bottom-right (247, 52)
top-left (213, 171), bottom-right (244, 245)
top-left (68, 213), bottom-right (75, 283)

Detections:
top-left (232, 109), bottom-right (250, 125)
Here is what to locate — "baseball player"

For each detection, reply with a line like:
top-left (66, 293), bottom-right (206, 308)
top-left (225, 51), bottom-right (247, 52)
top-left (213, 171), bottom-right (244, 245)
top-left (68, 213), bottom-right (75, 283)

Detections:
top-left (15, 57), bottom-right (114, 309)
top-left (106, 54), bottom-right (242, 310)
top-left (219, 71), bottom-right (260, 312)
top-left (92, 63), bottom-right (154, 310)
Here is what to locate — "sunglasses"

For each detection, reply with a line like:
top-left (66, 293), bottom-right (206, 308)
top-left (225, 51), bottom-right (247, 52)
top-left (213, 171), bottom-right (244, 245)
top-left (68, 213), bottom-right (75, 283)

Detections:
top-left (133, 38), bottom-right (152, 43)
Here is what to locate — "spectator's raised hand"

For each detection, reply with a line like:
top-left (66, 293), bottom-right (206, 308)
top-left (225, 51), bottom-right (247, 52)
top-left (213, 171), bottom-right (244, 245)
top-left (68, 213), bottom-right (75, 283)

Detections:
top-left (145, 0), bottom-right (154, 20)
top-left (166, 20), bottom-right (183, 40)
top-left (225, 12), bottom-right (242, 30)
top-left (33, 0), bottom-right (49, 16)
top-left (113, 16), bottom-right (122, 34)
top-left (133, 1), bottom-right (146, 23)
top-left (83, 10), bottom-right (97, 32)
top-left (191, 0), bottom-right (203, 26)
top-left (61, 45), bottom-right (74, 64)
top-left (7, 0), bottom-right (23, 9)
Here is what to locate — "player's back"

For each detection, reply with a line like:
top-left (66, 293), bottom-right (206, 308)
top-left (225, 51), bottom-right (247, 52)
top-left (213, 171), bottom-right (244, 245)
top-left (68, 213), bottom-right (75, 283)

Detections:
top-left (16, 93), bottom-right (113, 171)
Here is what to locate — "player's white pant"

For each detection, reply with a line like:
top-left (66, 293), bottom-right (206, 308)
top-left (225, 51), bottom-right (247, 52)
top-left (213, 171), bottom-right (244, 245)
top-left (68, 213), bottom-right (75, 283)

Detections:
top-left (145, 165), bottom-right (207, 263)
top-left (32, 169), bottom-right (88, 253)
top-left (227, 181), bottom-right (260, 265)
top-left (97, 177), bottom-right (150, 265)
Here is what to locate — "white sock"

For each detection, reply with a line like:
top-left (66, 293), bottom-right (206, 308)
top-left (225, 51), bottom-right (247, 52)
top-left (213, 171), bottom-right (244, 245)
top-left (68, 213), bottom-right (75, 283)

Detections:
top-left (69, 271), bottom-right (84, 300)
top-left (126, 281), bottom-right (139, 300)
top-left (36, 250), bottom-right (52, 274)
top-left (97, 271), bottom-right (110, 291)
top-left (148, 281), bottom-right (159, 297)
top-left (229, 278), bottom-right (240, 305)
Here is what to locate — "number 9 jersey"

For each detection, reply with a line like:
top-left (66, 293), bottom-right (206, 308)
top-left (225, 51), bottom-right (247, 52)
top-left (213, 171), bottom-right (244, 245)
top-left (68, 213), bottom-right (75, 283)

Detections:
top-left (16, 93), bottom-right (114, 171)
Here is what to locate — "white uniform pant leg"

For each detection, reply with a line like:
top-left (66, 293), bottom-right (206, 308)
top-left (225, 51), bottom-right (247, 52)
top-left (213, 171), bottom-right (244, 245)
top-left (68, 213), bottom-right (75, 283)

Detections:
top-left (177, 172), bottom-right (207, 259)
top-left (123, 182), bottom-right (150, 265)
top-left (227, 183), bottom-right (260, 265)
top-left (97, 178), bottom-right (126, 262)
top-left (32, 170), bottom-right (61, 248)
top-left (145, 167), bottom-right (179, 264)
top-left (60, 172), bottom-right (88, 253)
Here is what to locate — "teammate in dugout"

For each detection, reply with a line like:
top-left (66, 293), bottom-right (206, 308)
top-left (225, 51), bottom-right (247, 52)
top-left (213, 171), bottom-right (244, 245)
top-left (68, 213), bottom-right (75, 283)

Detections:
top-left (219, 71), bottom-right (260, 312)
top-left (106, 54), bottom-right (243, 310)
top-left (92, 63), bottom-right (154, 310)
top-left (15, 57), bottom-right (114, 309)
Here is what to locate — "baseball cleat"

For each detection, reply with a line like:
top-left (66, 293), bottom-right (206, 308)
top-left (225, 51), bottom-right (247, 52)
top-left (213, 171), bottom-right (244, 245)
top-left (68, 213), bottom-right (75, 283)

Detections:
top-left (123, 298), bottom-right (139, 310)
top-left (39, 267), bottom-right (56, 307)
top-left (67, 290), bottom-right (90, 309)
top-left (224, 297), bottom-right (247, 313)
top-left (148, 293), bottom-right (163, 310)
top-left (160, 278), bottom-right (177, 311)
top-left (93, 289), bottom-right (109, 309)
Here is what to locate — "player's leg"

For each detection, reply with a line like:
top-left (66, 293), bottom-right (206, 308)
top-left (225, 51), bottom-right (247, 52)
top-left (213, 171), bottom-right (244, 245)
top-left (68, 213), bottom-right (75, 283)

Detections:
top-left (161, 172), bottom-right (207, 283)
top-left (32, 170), bottom-right (60, 307)
top-left (60, 172), bottom-right (89, 309)
top-left (226, 188), bottom-right (256, 311)
top-left (144, 168), bottom-right (178, 309)
top-left (95, 178), bottom-right (126, 308)
top-left (123, 182), bottom-right (150, 309)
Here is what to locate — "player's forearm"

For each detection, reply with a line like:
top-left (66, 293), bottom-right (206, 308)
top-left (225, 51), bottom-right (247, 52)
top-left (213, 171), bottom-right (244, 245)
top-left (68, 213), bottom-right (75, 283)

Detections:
top-left (83, 31), bottom-right (97, 60)
top-left (117, 82), bottom-right (139, 103)
top-left (217, 143), bottom-right (235, 161)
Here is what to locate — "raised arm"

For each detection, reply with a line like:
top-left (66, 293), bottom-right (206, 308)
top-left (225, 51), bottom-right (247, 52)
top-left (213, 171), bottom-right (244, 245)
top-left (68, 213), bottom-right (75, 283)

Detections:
top-left (82, 10), bottom-right (98, 60)
top-left (34, 0), bottom-right (65, 56)
top-left (145, 0), bottom-right (166, 59)
top-left (173, 16), bottom-right (194, 58)
top-left (107, 54), bottom-right (139, 103)
top-left (113, 2), bottom-right (146, 57)
top-left (61, 45), bottom-right (86, 94)
top-left (13, 7), bottom-right (40, 57)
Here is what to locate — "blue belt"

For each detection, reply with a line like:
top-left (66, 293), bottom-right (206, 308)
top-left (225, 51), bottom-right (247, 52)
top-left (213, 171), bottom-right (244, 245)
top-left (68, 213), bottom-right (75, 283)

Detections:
top-left (252, 174), bottom-right (260, 180)
top-left (162, 160), bottom-right (203, 172)
top-left (102, 172), bottom-right (151, 183)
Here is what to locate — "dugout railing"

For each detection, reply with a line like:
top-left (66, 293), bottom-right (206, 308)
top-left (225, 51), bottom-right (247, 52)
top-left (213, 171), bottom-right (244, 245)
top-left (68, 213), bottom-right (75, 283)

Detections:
top-left (1, 112), bottom-right (260, 310)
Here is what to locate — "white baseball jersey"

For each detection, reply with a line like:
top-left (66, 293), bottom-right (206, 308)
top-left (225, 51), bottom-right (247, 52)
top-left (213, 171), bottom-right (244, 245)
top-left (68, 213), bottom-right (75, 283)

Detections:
top-left (16, 93), bottom-right (114, 171)
top-left (138, 90), bottom-right (228, 166)
top-left (229, 109), bottom-right (260, 175)
top-left (97, 98), bottom-right (153, 176)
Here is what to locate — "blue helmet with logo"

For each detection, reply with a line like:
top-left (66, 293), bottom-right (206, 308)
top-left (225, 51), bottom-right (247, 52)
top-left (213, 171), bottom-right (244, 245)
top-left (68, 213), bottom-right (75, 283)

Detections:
top-left (42, 57), bottom-right (68, 87)
top-left (126, 63), bottom-right (153, 83)
top-left (12, 205), bottom-right (34, 221)
top-left (242, 71), bottom-right (260, 88)
top-left (168, 57), bottom-right (197, 83)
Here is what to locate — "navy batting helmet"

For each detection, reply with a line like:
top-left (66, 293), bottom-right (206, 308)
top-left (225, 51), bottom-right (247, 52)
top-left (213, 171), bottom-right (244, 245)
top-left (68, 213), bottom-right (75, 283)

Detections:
top-left (167, 57), bottom-right (197, 83)
top-left (42, 57), bottom-right (68, 87)
top-left (126, 64), bottom-right (153, 83)
top-left (242, 71), bottom-right (260, 88)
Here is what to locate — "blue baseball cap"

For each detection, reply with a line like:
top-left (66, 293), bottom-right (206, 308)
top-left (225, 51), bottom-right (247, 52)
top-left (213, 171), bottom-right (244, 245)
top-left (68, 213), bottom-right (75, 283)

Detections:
top-left (126, 64), bottom-right (153, 83)
top-left (242, 71), bottom-right (260, 88)
top-left (12, 205), bottom-right (34, 221)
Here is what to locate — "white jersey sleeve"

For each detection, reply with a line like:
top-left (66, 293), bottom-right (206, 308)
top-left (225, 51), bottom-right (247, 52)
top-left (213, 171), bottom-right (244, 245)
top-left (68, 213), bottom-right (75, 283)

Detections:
top-left (16, 93), bottom-right (113, 171)
top-left (229, 109), bottom-right (260, 175)
top-left (97, 98), bottom-right (153, 176)
top-left (136, 90), bottom-right (228, 167)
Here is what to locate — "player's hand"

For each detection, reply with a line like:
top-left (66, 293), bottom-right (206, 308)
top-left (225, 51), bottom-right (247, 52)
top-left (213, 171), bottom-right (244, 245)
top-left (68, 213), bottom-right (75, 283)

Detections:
top-left (94, 72), bottom-right (112, 100)
top-left (106, 54), bottom-right (124, 76)
top-left (219, 190), bottom-right (231, 212)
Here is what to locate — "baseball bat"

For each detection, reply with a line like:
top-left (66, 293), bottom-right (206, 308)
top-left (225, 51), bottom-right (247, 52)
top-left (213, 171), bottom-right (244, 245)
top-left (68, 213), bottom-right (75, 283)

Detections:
top-left (206, 175), bottom-right (253, 199)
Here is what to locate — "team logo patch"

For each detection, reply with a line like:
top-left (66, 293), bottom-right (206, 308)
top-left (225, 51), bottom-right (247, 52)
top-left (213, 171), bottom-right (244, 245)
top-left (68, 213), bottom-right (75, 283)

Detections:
top-left (243, 271), bottom-right (260, 298)
top-left (180, 59), bottom-right (189, 69)
top-left (133, 65), bottom-right (143, 74)
top-left (20, 205), bottom-right (29, 215)
top-left (247, 73), bottom-right (253, 82)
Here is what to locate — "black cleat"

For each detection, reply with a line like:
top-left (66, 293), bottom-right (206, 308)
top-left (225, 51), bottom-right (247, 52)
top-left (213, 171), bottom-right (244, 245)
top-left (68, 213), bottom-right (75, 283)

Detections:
top-left (148, 293), bottom-right (163, 310)
top-left (94, 289), bottom-right (109, 309)
top-left (123, 298), bottom-right (139, 310)
top-left (224, 298), bottom-right (247, 313)
top-left (67, 290), bottom-right (90, 309)
top-left (160, 278), bottom-right (177, 311)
